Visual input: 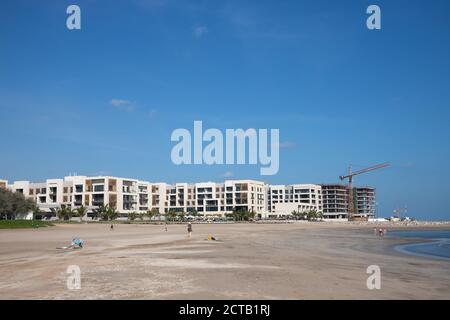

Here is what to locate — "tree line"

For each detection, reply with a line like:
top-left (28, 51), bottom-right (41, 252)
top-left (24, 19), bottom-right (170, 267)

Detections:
top-left (0, 188), bottom-right (35, 220)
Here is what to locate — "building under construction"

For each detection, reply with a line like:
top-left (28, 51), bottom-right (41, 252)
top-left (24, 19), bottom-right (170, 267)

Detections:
top-left (321, 184), bottom-right (376, 220)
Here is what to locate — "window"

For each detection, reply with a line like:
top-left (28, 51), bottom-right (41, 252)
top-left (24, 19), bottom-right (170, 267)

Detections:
top-left (94, 185), bottom-right (104, 192)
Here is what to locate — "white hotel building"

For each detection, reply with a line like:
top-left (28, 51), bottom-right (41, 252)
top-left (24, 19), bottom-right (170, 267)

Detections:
top-left (1, 176), bottom-right (268, 219)
top-left (266, 184), bottom-right (322, 218)
top-left (0, 176), bottom-right (376, 220)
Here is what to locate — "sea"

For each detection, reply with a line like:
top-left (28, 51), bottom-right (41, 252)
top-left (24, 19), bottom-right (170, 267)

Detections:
top-left (389, 230), bottom-right (450, 261)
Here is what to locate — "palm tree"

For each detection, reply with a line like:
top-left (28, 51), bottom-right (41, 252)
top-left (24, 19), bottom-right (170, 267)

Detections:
top-left (75, 205), bottom-right (88, 222)
top-left (128, 211), bottom-right (137, 221)
top-left (248, 209), bottom-right (256, 220)
top-left (32, 206), bottom-right (43, 221)
top-left (92, 204), bottom-right (109, 221)
top-left (177, 211), bottom-right (185, 222)
top-left (166, 210), bottom-right (177, 222)
top-left (306, 209), bottom-right (322, 221)
top-left (107, 207), bottom-right (118, 221)
top-left (55, 206), bottom-right (72, 221)
top-left (145, 209), bottom-right (158, 221)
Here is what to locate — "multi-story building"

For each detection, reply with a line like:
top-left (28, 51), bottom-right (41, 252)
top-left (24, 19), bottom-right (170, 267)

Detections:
top-left (5, 176), bottom-right (153, 218)
top-left (321, 184), bottom-right (349, 219)
top-left (354, 187), bottom-right (376, 219)
top-left (0, 175), bottom-right (376, 221)
top-left (267, 184), bottom-right (322, 217)
top-left (321, 184), bottom-right (377, 220)
top-left (151, 182), bottom-right (167, 214)
top-left (163, 180), bottom-right (267, 217)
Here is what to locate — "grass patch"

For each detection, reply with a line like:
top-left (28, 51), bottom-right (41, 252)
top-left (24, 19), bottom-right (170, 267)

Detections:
top-left (0, 220), bottom-right (55, 229)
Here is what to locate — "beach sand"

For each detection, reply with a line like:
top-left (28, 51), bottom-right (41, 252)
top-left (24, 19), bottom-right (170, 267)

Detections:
top-left (0, 222), bottom-right (449, 299)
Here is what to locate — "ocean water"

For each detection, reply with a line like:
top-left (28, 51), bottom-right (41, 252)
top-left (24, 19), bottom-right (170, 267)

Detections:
top-left (389, 230), bottom-right (450, 261)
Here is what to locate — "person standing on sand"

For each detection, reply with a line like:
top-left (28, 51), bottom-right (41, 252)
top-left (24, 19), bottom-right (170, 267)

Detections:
top-left (187, 222), bottom-right (192, 238)
top-left (164, 221), bottom-right (168, 232)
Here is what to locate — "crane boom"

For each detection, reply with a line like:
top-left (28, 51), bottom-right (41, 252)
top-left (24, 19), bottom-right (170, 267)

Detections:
top-left (339, 162), bottom-right (390, 181)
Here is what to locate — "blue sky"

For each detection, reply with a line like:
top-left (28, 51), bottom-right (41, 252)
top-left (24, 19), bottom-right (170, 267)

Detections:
top-left (1, 0), bottom-right (449, 220)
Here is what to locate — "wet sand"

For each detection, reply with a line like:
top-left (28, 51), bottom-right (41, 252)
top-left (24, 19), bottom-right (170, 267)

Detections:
top-left (0, 223), bottom-right (449, 299)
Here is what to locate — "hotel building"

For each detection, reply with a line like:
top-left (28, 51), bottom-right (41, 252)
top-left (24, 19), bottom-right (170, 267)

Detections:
top-left (164, 180), bottom-right (266, 216)
top-left (267, 184), bottom-right (322, 218)
top-left (1, 176), bottom-right (376, 220)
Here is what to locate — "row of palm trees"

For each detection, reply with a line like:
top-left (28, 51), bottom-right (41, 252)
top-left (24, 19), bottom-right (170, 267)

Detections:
top-left (49, 205), bottom-right (161, 222)
top-left (47, 205), bottom-right (88, 222)
top-left (126, 208), bottom-right (160, 221)
top-left (225, 208), bottom-right (257, 221)
top-left (41, 206), bottom-right (323, 222)
top-left (290, 209), bottom-right (324, 221)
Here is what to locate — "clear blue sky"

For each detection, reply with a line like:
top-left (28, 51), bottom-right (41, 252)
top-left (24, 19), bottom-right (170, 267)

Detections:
top-left (1, 0), bottom-right (449, 220)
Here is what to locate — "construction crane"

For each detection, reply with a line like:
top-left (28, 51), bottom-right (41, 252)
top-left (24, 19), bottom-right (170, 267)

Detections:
top-left (339, 162), bottom-right (390, 221)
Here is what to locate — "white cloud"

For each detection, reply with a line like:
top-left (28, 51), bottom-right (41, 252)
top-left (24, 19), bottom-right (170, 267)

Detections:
top-left (194, 25), bottom-right (208, 38)
top-left (222, 171), bottom-right (234, 178)
top-left (110, 99), bottom-right (134, 112)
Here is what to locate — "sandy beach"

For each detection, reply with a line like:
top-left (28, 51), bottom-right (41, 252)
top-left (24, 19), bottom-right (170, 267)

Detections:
top-left (0, 222), bottom-right (449, 300)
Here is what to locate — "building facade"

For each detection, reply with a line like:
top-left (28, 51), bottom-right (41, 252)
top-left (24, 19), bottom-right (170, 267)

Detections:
top-left (353, 187), bottom-right (376, 219)
top-left (267, 184), bottom-right (322, 217)
top-left (321, 184), bottom-right (376, 220)
top-left (1, 176), bottom-right (376, 220)
top-left (163, 180), bottom-right (267, 217)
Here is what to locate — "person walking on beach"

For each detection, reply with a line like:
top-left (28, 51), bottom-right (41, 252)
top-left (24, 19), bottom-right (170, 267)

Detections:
top-left (164, 221), bottom-right (168, 232)
top-left (187, 222), bottom-right (192, 238)
top-left (110, 224), bottom-right (114, 231)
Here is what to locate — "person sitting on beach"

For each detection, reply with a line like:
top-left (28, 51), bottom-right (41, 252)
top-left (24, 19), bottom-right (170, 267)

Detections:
top-left (71, 237), bottom-right (83, 248)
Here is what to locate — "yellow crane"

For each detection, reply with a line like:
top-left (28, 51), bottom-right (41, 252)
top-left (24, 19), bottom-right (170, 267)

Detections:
top-left (339, 162), bottom-right (390, 221)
